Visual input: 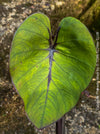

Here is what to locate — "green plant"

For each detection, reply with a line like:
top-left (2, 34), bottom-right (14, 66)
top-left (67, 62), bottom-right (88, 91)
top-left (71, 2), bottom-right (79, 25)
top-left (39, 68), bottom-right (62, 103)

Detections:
top-left (9, 13), bottom-right (96, 129)
top-left (99, 124), bottom-right (100, 129)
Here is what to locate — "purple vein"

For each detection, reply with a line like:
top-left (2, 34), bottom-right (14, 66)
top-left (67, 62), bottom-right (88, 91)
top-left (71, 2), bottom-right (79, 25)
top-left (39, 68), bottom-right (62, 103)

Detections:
top-left (40, 49), bottom-right (54, 126)
top-left (46, 49), bottom-right (54, 100)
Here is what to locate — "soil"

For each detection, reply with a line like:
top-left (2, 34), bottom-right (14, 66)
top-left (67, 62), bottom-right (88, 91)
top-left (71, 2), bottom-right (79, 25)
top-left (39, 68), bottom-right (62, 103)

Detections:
top-left (0, 0), bottom-right (100, 134)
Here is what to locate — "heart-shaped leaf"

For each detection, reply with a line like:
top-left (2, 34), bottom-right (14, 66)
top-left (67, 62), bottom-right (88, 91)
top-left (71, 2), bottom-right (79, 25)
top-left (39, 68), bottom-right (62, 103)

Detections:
top-left (10, 13), bottom-right (96, 129)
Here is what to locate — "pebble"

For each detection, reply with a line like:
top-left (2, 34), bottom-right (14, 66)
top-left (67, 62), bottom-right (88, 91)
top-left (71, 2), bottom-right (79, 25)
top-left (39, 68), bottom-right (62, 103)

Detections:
top-left (27, 122), bottom-right (31, 126)
top-left (55, 1), bottom-right (65, 7)
top-left (7, 17), bottom-right (13, 21)
top-left (12, 9), bottom-right (16, 12)
top-left (2, 12), bottom-right (6, 17)
top-left (50, 4), bottom-right (55, 10)
top-left (1, 18), bottom-right (6, 25)
top-left (79, 116), bottom-right (85, 123)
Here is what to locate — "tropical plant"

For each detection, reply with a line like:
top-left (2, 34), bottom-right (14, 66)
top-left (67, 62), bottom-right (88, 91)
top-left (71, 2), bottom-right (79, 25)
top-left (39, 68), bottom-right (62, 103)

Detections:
top-left (10, 13), bottom-right (96, 129)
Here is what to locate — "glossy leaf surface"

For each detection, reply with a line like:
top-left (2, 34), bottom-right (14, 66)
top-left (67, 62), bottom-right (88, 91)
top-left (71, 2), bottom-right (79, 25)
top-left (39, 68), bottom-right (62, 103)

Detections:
top-left (10, 13), bottom-right (96, 129)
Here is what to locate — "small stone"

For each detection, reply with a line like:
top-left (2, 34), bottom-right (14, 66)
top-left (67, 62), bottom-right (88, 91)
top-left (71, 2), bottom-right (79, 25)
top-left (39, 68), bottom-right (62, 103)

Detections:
top-left (1, 18), bottom-right (6, 25)
top-left (0, 104), bottom-right (2, 107)
top-left (9, 12), bottom-right (15, 17)
top-left (2, 12), bottom-right (6, 17)
top-left (7, 17), bottom-right (13, 21)
top-left (84, 125), bottom-right (86, 128)
top-left (79, 116), bottom-right (85, 123)
top-left (12, 9), bottom-right (16, 12)
top-left (6, 111), bottom-right (8, 114)
top-left (81, 100), bottom-right (85, 103)
top-left (22, 7), bottom-right (25, 10)
top-left (56, 1), bottom-right (65, 7)
top-left (92, 78), bottom-right (96, 81)
top-left (28, 122), bottom-right (31, 126)
top-left (75, 114), bottom-right (77, 117)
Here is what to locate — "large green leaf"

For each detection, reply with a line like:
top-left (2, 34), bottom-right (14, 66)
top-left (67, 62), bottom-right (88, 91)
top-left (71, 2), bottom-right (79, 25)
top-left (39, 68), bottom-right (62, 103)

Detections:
top-left (10, 13), bottom-right (96, 129)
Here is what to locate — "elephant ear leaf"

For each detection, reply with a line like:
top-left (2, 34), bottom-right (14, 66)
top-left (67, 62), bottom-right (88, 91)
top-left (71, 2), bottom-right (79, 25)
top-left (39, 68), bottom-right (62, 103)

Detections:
top-left (54, 17), bottom-right (96, 93)
top-left (10, 13), bottom-right (96, 129)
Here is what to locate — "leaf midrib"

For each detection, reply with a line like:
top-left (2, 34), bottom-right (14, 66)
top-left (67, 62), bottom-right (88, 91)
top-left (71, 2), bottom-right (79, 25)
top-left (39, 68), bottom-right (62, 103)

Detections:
top-left (40, 49), bottom-right (54, 126)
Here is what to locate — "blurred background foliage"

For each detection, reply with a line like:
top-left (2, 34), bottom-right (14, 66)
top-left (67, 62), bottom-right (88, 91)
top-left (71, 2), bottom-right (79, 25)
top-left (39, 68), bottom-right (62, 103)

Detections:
top-left (49, 0), bottom-right (100, 37)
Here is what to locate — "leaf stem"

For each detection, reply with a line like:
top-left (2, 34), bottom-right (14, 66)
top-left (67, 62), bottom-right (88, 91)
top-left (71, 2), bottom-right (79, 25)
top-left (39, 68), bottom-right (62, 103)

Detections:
top-left (52, 27), bottom-right (61, 49)
top-left (56, 116), bottom-right (65, 134)
top-left (47, 28), bottom-right (52, 48)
